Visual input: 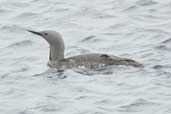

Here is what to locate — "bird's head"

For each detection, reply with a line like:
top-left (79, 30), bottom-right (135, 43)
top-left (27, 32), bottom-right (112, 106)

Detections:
top-left (27, 30), bottom-right (65, 61)
top-left (27, 30), bottom-right (64, 47)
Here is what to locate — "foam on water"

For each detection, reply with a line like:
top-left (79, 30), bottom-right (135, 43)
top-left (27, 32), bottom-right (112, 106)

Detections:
top-left (0, 0), bottom-right (171, 114)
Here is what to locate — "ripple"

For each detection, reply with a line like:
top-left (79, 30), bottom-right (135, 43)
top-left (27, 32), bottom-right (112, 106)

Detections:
top-left (155, 37), bottom-right (171, 51)
top-left (136, 0), bottom-right (158, 6)
top-left (0, 0), bottom-right (171, 114)
top-left (81, 35), bottom-right (96, 42)
top-left (154, 45), bottom-right (171, 51)
top-left (118, 98), bottom-right (160, 112)
top-left (123, 5), bottom-right (138, 11)
top-left (153, 65), bottom-right (164, 70)
top-left (161, 38), bottom-right (171, 44)
top-left (0, 8), bottom-right (12, 15)
top-left (0, 25), bottom-right (24, 33)
top-left (7, 40), bottom-right (33, 48)
top-left (18, 110), bottom-right (34, 114)
top-left (54, 8), bottom-right (69, 12)
top-left (0, 73), bottom-right (10, 79)
top-left (13, 12), bottom-right (40, 21)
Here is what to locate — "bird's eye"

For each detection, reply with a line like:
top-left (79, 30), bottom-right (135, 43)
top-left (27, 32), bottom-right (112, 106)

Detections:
top-left (44, 33), bottom-right (48, 36)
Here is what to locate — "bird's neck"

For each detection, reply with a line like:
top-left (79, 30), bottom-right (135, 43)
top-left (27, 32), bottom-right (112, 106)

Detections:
top-left (49, 45), bottom-right (64, 62)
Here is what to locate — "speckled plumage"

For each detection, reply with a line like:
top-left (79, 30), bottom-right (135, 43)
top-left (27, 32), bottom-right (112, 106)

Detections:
top-left (28, 30), bottom-right (143, 69)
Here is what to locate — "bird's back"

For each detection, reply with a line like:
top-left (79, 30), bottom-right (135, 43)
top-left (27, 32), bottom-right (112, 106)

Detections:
top-left (49, 53), bottom-right (143, 69)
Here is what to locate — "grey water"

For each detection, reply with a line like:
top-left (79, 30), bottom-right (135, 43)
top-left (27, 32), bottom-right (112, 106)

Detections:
top-left (0, 0), bottom-right (171, 114)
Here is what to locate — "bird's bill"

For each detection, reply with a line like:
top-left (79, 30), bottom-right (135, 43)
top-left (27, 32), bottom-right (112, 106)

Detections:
top-left (27, 30), bottom-right (42, 36)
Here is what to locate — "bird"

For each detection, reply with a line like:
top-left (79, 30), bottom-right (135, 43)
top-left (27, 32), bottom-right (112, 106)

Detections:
top-left (27, 30), bottom-right (143, 69)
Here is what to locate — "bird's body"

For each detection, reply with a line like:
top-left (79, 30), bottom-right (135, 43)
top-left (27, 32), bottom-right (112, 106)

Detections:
top-left (27, 30), bottom-right (143, 69)
top-left (48, 53), bottom-right (142, 69)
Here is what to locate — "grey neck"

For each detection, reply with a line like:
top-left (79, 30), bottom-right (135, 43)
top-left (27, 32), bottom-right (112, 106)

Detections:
top-left (49, 45), bottom-right (64, 62)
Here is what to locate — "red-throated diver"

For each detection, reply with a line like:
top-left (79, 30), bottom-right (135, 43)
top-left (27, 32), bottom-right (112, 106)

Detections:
top-left (27, 30), bottom-right (143, 69)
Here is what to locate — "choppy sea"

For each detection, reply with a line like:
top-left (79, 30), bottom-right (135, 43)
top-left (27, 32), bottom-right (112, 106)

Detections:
top-left (0, 0), bottom-right (171, 114)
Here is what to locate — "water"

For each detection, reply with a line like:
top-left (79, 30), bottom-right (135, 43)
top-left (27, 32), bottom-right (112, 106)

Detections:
top-left (0, 0), bottom-right (171, 114)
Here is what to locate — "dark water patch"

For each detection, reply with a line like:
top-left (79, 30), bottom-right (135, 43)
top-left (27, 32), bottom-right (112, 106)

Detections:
top-left (152, 64), bottom-right (171, 73)
top-left (94, 13), bottom-right (115, 19)
top-left (161, 38), bottom-right (171, 44)
top-left (0, 9), bottom-right (7, 13)
top-left (154, 42), bottom-right (171, 51)
top-left (94, 99), bottom-right (115, 106)
top-left (136, 0), bottom-right (158, 6)
top-left (153, 65), bottom-right (164, 70)
top-left (54, 1), bottom-right (66, 5)
top-left (54, 8), bottom-right (69, 12)
top-left (0, 8), bottom-right (13, 15)
top-left (100, 32), bottom-right (122, 36)
top-left (0, 73), bottom-right (10, 79)
top-left (17, 12), bottom-right (38, 17)
top-left (81, 35), bottom-right (96, 42)
top-left (88, 111), bottom-right (106, 114)
top-left (154, 45), bottom-right (170, 50)
top-left (108, 23), bottom-right (127, 30)
top-left (154, 38), bottom-right (171, 51)
top-left (80, 37), bottom-right (101, 43)
top-left (123, 5), bottom-right (138, 12)
top-left (142, 14), bottom-right (165, 20)
top-left (18, 110), bottom-right (34, 114)
top-left (30, 0), bottom-right (40, 2)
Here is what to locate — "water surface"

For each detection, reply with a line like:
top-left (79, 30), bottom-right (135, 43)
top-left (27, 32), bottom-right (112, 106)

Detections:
top-left (0, 0), bottom-right (171, 114)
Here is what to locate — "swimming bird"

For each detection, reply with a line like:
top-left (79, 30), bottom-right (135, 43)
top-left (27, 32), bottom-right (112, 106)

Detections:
top-left (27, 30), bottom-right (143, 69)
